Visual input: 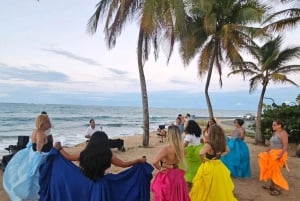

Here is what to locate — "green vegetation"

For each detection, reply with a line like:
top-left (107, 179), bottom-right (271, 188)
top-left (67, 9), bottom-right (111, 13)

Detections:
top-left (228, 36), bottom-right (300, 144)
top-left (260, 103), bottom-right (300, 143)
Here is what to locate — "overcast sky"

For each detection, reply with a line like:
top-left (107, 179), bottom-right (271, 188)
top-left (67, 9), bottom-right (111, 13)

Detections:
top-left (0, 0), bottom-right (299, 110)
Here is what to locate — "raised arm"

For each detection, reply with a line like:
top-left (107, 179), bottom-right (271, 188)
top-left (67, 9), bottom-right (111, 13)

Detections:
top-left (111, 154), bottom-right (146, 168)
top-left (54, 142), bottom-right (80, 161)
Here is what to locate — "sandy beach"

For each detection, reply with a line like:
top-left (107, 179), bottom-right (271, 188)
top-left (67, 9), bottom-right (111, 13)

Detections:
top-left (1, 123), bottom-right (300, 201)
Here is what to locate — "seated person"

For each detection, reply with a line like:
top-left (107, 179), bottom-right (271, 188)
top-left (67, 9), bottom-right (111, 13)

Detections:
top-left (85, 119), bottom-right (125, 151)
top-left (85, 118), bottom-right (98, 139)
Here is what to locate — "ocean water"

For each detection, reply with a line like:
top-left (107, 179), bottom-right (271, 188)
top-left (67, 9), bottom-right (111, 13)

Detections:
top-left (0, 103), bottom-right (255, 158)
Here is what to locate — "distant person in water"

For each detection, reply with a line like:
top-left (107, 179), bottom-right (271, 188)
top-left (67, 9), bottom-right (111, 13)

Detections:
top-left (221, 118), bottom-right (251, 178)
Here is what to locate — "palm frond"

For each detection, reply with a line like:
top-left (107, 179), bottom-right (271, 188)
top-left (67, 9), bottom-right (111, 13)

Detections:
top-left (249, 76), bottom-right (261, 93)
top-left (263, 8), bottom-right (300, 32)
top-left (273, 65), bottom-right (300, 74)
top-left (87, 0), bottom-right (111, 35)
top-left (198, 41), bottom-right (214, 77)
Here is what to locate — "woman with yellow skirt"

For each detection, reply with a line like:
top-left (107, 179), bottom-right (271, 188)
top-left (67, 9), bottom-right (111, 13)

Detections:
top-left (189, 124), bottom-right (237, 201)
top-left (258, 119), bottom-right (289, 196)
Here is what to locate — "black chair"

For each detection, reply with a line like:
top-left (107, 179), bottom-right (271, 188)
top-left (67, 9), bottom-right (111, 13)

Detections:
top-left (109, 139), bottom-right (126, 152)
top-left (1, 135), bottom-right (29, 171)
top-left (16, 135), bottom-right (29, 150)
top-left (0, 154), bottom-right (14, 171)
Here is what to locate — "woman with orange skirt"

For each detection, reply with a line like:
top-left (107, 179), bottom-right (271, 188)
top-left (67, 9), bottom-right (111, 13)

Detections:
top-left (258, 119), bottom-right (289, 196)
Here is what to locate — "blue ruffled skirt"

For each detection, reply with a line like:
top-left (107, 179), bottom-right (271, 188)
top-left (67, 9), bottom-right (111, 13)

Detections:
top-left (3, 142), bottom-right (48, 201)
top-left (221, 137), bottom-right (251, 178)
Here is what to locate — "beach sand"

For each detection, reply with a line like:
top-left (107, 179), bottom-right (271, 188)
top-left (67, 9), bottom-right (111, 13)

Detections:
top-left (1, 125), bottom-right (300, 201)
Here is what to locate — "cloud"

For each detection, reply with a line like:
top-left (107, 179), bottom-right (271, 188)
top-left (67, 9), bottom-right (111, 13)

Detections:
top-left (42, 48), bottom-right (101, 66)
top-left (107, 68), bottom-right (128, 75)
top-left (169, 78), bottom-right (192, 85)
top-left (0, 63), bottom-right (69, 82)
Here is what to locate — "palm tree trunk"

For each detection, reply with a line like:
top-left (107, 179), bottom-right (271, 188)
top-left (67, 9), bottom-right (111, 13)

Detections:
top-left (137, 29), bottom-right (150, 147)
top-left (255, 83), bottom-right (267, 144)
top-left (205, 51), bottom-right (215, 119)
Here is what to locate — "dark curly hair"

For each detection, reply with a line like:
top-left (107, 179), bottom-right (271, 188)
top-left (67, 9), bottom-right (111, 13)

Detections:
top-left (234, 118), bottom-right (244, 126)
top-left (79, 131), bottom-right (112, 180)
top-left (184, 120), bottom-right (202, 137)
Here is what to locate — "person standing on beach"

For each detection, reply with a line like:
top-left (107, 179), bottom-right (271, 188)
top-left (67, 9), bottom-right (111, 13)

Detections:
top-left (183, 120), bottom-right (203, 190)
top-left (175, 116), bottom-right (184, 134)
top-left (3, 114), bottom-right (52, 201)
top-left (258, 119), bottom-right (289, 196)
top-left (221, 118), bottom-right (251, 178)
top-left (189, 124), bottom-right (237, 201)
top-left (151, 125), bottom-right (190, 201)
top-left (85, 118), bottom-right (99, 139)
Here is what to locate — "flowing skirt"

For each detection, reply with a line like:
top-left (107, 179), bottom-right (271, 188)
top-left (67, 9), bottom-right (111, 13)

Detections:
top-left (258, 149), bottom-right (288, 190)
top-left (221, 137), bottom-right (251, 178)
top-left (39, 149), bottom-right (153, 201)
top-left (151, 168), bottom-right (190, 201)
top-left (3, 142), bottom-right (48, 201)
top-left (185, 144), bottom-right (203, 183)
top-left (189, 160), bottom-right (237, 201)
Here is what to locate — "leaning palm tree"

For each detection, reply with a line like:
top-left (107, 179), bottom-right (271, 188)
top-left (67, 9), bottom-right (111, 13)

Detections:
top-left (228, 35), bottom-right (300, 144)
top-left (178, 0), bottom-right (267, 119)
top-left (87, 0), bottom-right (186, 146)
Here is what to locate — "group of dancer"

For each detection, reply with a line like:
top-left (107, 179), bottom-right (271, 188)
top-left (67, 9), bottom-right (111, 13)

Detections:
top-left (151, 117), bottom-right (289, 200)
top-left (3, 112), bottom-right (289, 201)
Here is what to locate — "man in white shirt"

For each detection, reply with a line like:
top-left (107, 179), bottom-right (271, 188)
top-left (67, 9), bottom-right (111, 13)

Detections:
top-left (85, 118), bottom-right (98, 139)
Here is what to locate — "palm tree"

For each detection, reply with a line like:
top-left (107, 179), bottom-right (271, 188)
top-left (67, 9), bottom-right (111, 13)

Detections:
top-left (228, 36), bottom-right (300, 144)
top-left (87, 0), bottom-right (186, 146)
top-left (296, 94), bottom-right (300, 105)
top-left (263, 0), bottom-right (300, 32)
top-left (178, 0), bottom-right (267, 119)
